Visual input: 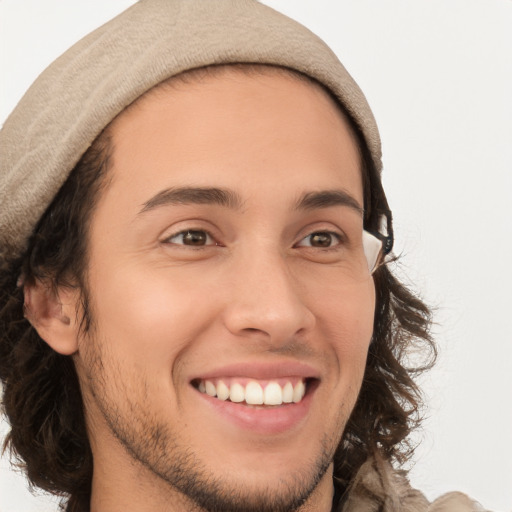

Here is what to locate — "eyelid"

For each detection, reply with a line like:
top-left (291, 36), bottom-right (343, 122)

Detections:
top-left (294, 229), bottom-right (345, 249)
top-left (161, 228), bottom-right (218, 246)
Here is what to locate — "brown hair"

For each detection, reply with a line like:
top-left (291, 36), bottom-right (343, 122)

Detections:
top-left (0, 66), bottom-right (435, 511)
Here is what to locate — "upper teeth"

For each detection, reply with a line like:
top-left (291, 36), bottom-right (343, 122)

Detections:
top-left (198, 379), bottom-right (306, 405)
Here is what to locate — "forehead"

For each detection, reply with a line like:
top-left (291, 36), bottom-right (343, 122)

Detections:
top-left (100, 66), bottom-right (363, 212)
top-left (118, 65), bottom-right (349, 128)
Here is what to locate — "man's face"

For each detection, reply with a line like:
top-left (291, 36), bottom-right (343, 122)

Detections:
top-left (73, 68), bottom-right (376, 511)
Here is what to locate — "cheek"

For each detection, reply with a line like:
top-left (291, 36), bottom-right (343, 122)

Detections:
top-left (85, 264), bottom-right (218, 370)
top-left (315, 277), bottom-right (375, 364)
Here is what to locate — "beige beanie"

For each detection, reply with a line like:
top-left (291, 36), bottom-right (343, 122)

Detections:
top-left (0, 0), bottom-right (381, 263)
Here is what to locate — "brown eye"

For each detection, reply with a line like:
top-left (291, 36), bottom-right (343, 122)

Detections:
top-left (297, 231), bottom-right (341, 249)
top-left (167, 230), bottom-right (212, 246)
top-left (310, 233), bottom-right (333, 247)
top-left (183, 230), bottom-right (207, 245)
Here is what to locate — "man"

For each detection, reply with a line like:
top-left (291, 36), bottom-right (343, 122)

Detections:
top-left (0, 1), bottom-right (484, 511)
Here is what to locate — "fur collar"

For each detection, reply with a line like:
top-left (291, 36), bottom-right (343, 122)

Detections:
top-left (334, 457), bottom-right (486, 512)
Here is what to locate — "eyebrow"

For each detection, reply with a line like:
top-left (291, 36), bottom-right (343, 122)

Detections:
top-left (139, 186), bottom-right (363, 216)
top-left (139, 186), bottom-right (244, 214)
top-left (294, 190), bottom-right (364, 216)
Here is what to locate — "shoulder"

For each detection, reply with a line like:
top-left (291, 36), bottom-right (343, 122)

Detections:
top-left (337, 457), bottom-right (489, 512)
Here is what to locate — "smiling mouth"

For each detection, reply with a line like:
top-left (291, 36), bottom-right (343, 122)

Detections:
top-left (192, 378), bottom-right (315, 406)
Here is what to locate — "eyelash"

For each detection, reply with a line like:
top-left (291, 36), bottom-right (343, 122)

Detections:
top-left (295, 231), bottom-right (344, 249)
top-left (162, 228), bottom-right (345, 250)
top-left (163, 229), bottom-right (219, 247)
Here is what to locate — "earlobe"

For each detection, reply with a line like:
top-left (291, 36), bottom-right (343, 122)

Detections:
top-left (24, 279), bottom-right (80, 355)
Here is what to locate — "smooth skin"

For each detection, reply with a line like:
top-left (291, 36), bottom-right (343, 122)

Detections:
top-left (26, 67), bottom-right (376, 512)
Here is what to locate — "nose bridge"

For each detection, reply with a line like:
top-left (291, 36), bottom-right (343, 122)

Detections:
top-left (222, 243), bottom-right (315, 343)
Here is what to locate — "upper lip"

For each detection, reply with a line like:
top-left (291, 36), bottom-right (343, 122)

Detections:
top-left (190, 361), bottom-right (321, 382)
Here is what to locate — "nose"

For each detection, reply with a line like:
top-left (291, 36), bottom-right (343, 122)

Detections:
top-left (221, 249), bottom-right (316, 347)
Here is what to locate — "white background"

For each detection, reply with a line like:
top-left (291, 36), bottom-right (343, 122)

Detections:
top-left (1, 1), bottom-right (511, 511)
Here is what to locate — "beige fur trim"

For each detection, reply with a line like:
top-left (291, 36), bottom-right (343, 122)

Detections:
top-left (339, 457), bottom-right (488, 512)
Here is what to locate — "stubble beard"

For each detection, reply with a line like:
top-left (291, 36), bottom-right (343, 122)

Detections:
top-left (116, 421), bottom-right (335, 512)
top-left (79, 334), bottom-right (342, 512)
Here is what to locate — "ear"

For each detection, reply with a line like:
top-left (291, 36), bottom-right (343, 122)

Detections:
top-left (24, 279), bottom-right (81, 355)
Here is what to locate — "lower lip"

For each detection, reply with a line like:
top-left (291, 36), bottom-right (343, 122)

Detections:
top-left (194, 382), bottom-right (317, 435)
